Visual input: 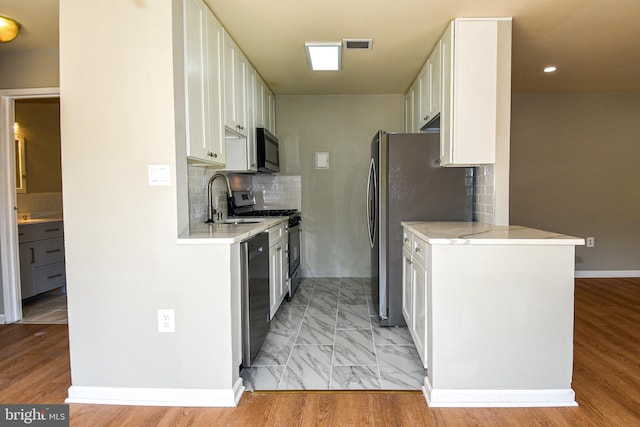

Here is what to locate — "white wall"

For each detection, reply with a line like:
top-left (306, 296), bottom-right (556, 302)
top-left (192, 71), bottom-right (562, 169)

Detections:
top-left (277, 95), bottom-right (405, 277)
top-left (60, 0), bottom-right (237, 396)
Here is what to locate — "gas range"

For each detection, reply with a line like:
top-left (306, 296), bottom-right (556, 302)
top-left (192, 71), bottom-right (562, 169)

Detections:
top-left (229, 191), bottom-right (301, 227)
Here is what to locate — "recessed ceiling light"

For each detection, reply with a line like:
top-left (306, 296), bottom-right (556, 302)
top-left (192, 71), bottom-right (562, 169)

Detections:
top-left (544, 66), bottom-right (557, 73)
top-left (305, 42), bottom-right (341, 71)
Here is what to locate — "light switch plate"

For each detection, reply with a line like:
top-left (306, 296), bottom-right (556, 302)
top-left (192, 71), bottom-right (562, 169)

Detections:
top-left (148, 165), bottom-right (171, 186)
top-left (315, 152), bottom-right (329, 169)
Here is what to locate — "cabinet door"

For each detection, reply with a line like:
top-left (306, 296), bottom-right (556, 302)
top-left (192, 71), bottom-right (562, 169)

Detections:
top-left (277, 240), bottom-right (287, 302)
top-left (412, 260), bottom-right (427, 368)
top-left (402, 245), bottom-right (413, 325)
top-left (204, 8), bottom-right (225, 163)
top-left (183, 0), bottom-right (224, 165)
top-left (246, 66), bottom-right (257, 171)
top-left (183, 0), bottom-right (208, 161)
top-left (406, 85), bottom-right (416, 133)
top-left (19, 242), bottom-right (36, 299)
top-left (223, 33), bottom-right (248, 137)
top-left (439, 21), bottom-right (454, 165)
top-left (404, 92), bottom-right (411, 133)
top-left (235, 50), bottom-right (248, 135)
top-left (266, 88), bottom-right (276, 135)
top-left (428, 41), bottom-right (442, 120)
top-left (269, 241), bottom-right (284, 319)
top-left (417, 64), bottom-right (430, 128)
top-left (269, 243), bottom-right (278, 319)
top-left (223, 33), bottom-right (239, 131)
top-left (411, 80), bottom-right (420, 133)
top-left (255, 76), bottom-right (266, 128)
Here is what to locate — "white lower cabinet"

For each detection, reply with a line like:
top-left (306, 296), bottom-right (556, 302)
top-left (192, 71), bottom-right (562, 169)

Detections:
top-left (269, 222), bottom-right (288, 319)
top-left (402, 229), bottom-right (428, 369)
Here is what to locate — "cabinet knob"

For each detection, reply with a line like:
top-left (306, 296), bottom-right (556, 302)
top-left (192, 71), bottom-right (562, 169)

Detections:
top-left (407, 259), bottom-right (412, 265)
top-left (423, 115), bottom-right (430, 121)
top-left (415, 247), bottom-right (421, 253)
top-left (404, 237), bottom-right (409, 242)
top-left (207, 151), bottom-right (213, 157)
top-left (213, 153), bottom-right (217, 158)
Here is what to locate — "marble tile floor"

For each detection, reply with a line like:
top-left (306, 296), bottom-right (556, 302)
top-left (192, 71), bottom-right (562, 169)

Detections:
top-left (18, 289), bottom-right (68, 324)
top-left (240, 277), bottom-right (427, 391)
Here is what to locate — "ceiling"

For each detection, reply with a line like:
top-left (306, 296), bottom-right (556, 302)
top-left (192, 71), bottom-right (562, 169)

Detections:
top-left (2, 0), bottom-right (640, 95)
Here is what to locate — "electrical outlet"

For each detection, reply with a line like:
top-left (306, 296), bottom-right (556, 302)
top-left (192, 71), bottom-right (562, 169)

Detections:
top-left (586, 237), bottom-right (595, 248)
top-left (158, 309), bottom-right (175, 333)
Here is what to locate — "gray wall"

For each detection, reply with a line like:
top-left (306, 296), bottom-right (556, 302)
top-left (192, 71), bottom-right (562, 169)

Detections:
top-left (0, 49), bottom-right (59, 89)
top-left (510, 92), bottom-right (640, 272)
top-left (277, 95), bottom-right (405, 277)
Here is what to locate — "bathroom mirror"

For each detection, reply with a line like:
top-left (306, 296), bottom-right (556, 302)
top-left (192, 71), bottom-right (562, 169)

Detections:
top-left (15, 135), bottom-right (26, 193)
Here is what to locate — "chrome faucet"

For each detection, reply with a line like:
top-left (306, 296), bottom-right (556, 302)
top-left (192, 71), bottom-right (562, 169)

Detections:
top-left (206, 173), bottom-right (232, 223)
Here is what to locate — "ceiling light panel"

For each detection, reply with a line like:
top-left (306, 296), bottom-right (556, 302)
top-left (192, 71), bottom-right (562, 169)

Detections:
top-left (305, 42), bottom-right (341, 71)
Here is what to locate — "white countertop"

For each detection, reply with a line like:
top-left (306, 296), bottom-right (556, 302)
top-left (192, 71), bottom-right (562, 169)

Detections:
top-left (178, 217), bottom-right (287, 245)
top-left (402, 221), bottom-right (585, 246)
top-left (18, 218), bottom-right (63, 225)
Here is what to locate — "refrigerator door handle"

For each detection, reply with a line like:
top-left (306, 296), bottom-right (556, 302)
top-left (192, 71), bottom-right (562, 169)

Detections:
top-left (367, 158), bottom-right (377, 249)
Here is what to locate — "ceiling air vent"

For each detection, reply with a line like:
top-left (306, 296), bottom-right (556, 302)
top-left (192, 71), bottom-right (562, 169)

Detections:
top-left (343, 39), bottom-right (373, 50)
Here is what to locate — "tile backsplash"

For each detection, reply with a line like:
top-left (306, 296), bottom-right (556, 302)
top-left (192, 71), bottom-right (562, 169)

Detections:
top-left (187, 165), bottom-right (301, 227)
top-left (473, 165), bottom-right (495, 224)
top-left (17, 192), bottom-right (63, 219)
top-left (187, 164), bottom-right (491, 226)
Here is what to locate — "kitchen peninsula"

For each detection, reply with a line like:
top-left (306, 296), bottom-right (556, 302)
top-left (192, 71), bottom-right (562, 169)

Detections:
top-left (401, 221), bottom-right (584, 407)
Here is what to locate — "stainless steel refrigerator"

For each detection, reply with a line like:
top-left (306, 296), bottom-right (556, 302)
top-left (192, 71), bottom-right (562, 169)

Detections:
top-left (367, 131), bottom-right (473, 326)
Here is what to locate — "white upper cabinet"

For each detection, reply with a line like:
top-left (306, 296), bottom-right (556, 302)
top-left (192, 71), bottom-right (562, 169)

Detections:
top-left (182, 0), bottom-right (278, 170)
top-left (418, 41), bottom-right (441, 129)
top-left (255, 75), bottom-right (276, 135)
top-left (223, 33), bottom-right (248, 137)
top-left (440, 18), bottom-right (502, 166)
top-left (409, 18), bottom-right (511, 167)
top-left (224, 62), bottom-right (257, 172)
top-left (417, 64), bottom-right (430, 128)
top-left (183, 0), bottom-right (225, 166)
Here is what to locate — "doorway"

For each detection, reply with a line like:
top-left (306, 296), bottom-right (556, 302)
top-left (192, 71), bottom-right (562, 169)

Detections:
top-left (0, 87), bottom-right (61, 324)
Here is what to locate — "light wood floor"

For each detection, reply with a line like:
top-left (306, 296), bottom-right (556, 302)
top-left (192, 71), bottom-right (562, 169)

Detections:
top-left (1, 278), bottom-right (639, 426)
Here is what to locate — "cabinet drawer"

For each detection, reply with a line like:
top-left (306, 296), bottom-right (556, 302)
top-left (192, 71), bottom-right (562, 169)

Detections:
top-left (412, 236), bottom-right (428, 267)
top-left (268, 222), bottom-right (288, 244)
top-left (403, 229), bottom-right (413, 249)
top-left (35, 237), bottom-right (65, 266)
top-left (18, 222), bottom-right (64, 243)
top-left (35, 262), bottom-right (66, 293)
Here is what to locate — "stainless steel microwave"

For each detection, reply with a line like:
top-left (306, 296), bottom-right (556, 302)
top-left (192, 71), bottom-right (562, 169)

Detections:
top-left (256, 128), bottom-right (280, 173)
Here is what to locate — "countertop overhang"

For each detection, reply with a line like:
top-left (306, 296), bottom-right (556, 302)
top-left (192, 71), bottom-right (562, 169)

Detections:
top-left (178, 217), bottom-right (288, 245)
top-left (402, 221), bottom-right (585, 246)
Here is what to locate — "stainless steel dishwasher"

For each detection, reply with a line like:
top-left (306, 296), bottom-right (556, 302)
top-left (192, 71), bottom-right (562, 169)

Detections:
top-left (241, 231), bottom-right (270, 368)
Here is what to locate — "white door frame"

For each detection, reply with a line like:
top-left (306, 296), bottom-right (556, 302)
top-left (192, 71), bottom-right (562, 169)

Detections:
top-left (0, 87), bottom-right (60, 323)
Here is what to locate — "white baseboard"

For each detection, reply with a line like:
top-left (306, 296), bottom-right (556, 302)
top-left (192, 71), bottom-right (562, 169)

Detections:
top-left (66, 378), bottom-right (245, 407)
top-left (423, 378), bottom-right (577, 408)
top-left (575, 270), bottom-right (640, 278)
top-left (0, 314), bottom-right (5, 324)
